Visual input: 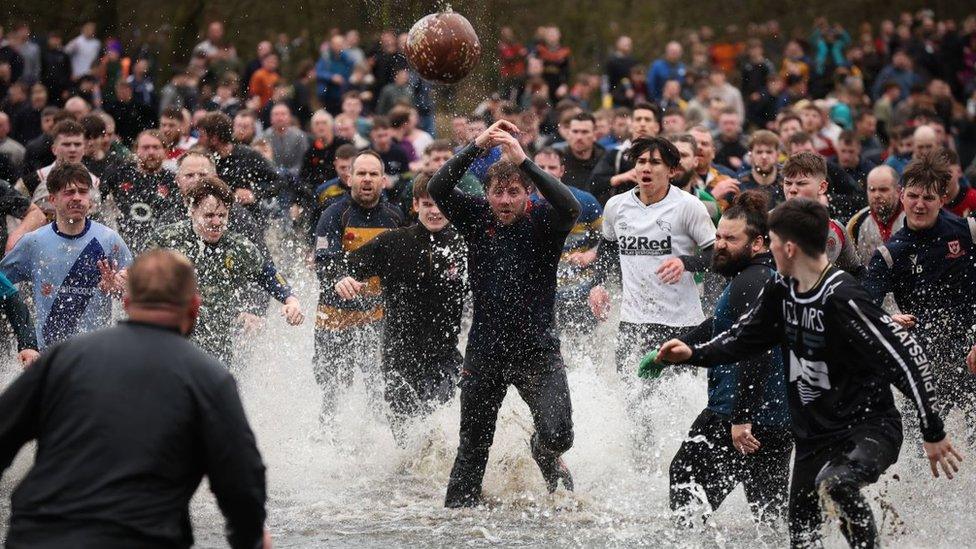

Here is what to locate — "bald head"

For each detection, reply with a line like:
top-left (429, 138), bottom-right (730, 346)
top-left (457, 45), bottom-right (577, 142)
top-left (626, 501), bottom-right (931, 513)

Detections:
top-left (64, 96), bottom-right (91, 120)
top-left (913, 125), bottom-right (937, 158)
top-left (127, 249), bottom-right (198, 308)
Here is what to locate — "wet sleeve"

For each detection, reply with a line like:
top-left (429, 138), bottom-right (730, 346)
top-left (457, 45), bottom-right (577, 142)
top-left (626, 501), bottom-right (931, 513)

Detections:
top-left (254, 259), bottom-right (293, 304)
top-left (1, 290), bottom-right (36, 351)
top-left (0, 181), bottom-right (30, 219)
top-left (833, 228), bottom-right (864, 278)
top-left (862, 248), bottom-right (893, 306)
top-left (678, 247), bottom-right (714, 273)
top-left (199, 374), bottom-right (267, 549)
top-left (114, 233), bottom-right (134, 267)
top-left (314, 206), bottom-right (347, 282)
top-left (722, 267), bottom-right (779, 424)
top-left (679, 317), bottom-right (715, 346)
top-left (687, 278), bottom-right (785, 368)
top-left (0, 350), bottom-right (49, 471)
top-left (427, 144), bottom-right (485, 230)
top-left (835, 289), bottom-right (945, 443)
top-left (520, 159), bottom-right (581, 231)
top-left (344, 232), bottom-right (387, 282)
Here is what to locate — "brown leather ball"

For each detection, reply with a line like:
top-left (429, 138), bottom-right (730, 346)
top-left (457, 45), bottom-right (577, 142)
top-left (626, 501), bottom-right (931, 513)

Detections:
top-left (405, 11), bottom-right (481, 84)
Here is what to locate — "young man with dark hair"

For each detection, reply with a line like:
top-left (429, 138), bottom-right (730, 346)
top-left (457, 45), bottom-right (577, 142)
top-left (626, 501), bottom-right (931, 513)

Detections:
top-left (865, 152), bottom-right (976, 443)
top-left (589, 136), bottom-right (716, 458)
top-left (101, 130), bottom-right (180, 253)
top-left (589, 102), bottom-right (661, 205)
top-left (150, 175), bottom-right (303, 366)
top-left (332, 174), bottom-right (467, 442)
top-left (667, 190), bottom-right (792, 527)
top-left (781, 152), bottom-right (863, 276)
top-left (657, 197), bottom-right (963, 548)
top-left (428, 120), bottom-right (581, 507)
top-left (313, 150), bottom-right (405, 421)
top-left (1, 162), bottom-right (131, 349)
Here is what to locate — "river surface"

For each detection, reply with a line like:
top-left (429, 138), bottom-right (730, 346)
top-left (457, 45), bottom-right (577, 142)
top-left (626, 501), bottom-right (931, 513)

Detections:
top-left (0, 245), bottom-right (973, 548)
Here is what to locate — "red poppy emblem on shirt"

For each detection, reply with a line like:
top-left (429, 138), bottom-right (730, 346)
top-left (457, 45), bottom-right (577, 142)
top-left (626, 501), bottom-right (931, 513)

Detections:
top-left (947, 240), bottom-right (965, 259)
top-left (41, 283), bottom-right (53, 296)
top-left (120, 181), bottom-right (134, 192)
top-left (344, 231), bottom-right (356, 241)
top-left (157, 184), bottom-right (170, 197)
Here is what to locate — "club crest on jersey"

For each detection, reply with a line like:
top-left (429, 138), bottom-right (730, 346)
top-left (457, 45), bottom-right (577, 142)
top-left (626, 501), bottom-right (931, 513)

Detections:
top-left (947, 240), bottom-right (965, 259)
top-left (656, 219), bottom-right (672, 232)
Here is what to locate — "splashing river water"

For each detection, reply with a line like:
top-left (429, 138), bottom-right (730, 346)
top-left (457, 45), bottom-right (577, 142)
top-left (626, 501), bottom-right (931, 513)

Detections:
top-left (0, 254), bottom-right (972, 548)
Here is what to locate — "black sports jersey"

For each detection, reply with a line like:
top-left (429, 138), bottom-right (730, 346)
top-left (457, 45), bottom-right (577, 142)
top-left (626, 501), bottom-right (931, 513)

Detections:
top-left (101, 164), bottom-right (180, 253)
top-left (343, 224), bottom-right (467, 364)
top-left (687, 266), bottom-right (944, 453)
top-left (428, 144), bottom-right (581, 363)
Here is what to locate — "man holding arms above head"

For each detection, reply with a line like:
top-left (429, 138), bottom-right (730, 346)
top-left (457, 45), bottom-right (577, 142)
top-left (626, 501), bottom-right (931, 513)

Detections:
top-left (656, 198), bottom-right (962, 548)
top-left (0, 249), bottom-right (270, 549)
top-left (429, 120), bottom-right (581, 507)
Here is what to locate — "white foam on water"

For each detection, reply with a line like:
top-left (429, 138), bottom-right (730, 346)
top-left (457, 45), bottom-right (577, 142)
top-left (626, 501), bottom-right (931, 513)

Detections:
top-left (0, 233), bottom-right (972, 548)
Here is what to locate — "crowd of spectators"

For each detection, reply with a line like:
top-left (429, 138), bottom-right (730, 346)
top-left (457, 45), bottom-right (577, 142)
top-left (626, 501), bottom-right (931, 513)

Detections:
top-left (0, 11), bottom-right (971, 234)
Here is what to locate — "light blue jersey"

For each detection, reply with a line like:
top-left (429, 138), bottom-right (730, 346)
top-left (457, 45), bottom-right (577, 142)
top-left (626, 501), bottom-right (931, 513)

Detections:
top-left (0, 219), bottom-right (133, 348)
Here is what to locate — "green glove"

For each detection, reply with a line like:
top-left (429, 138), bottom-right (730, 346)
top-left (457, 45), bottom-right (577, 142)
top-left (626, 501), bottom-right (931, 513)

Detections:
top-left (637, 349), bottom-right (665, 379)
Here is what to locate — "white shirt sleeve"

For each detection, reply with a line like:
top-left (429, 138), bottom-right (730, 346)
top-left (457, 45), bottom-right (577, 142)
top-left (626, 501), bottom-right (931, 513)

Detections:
top-left (601, 197), bottom-right (617, 241)
top-left (683, 198), bottom-right (716, 248)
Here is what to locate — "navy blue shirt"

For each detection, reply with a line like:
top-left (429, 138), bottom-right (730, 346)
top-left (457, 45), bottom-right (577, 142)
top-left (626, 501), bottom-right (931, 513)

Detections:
top-left (864, 211), bottom-right (976, 339)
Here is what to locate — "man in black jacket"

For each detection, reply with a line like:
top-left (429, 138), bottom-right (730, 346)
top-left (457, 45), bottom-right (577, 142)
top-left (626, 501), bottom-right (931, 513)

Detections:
top-left (429, 119), bottom-right (581, 507)
top-left (333, 174), bottom-right (466, 442)
top-left (657, 199), bottom-right (963, 548)
top-left (0, 249), bottom-right (268, 549)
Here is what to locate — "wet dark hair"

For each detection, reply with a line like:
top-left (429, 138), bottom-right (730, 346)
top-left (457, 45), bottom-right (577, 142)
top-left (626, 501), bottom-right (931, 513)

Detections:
top-left (485, 160), bottom-right (530, 191)
top-left (902, 150), bottom-right (950, 196)
top-left (768, 198), bottom-right (829, 257)
top-left (186, 175), bottom-right (234, 208)
top-left (47, 162), bottom-right (92, 195)
top-left (628, 136), bottom-right (680, 169)
top-left (197, 111), bottom-right (233, 143)
top-left (722, 190), bottom-right (769, 243)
